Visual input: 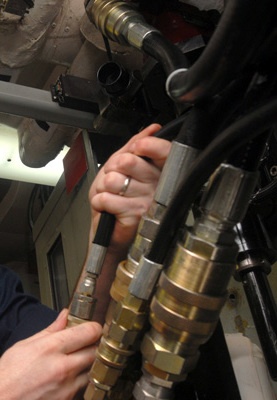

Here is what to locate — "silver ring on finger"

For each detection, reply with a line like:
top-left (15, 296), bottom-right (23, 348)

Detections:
top-left (119, 176), bottom-right (131, 196)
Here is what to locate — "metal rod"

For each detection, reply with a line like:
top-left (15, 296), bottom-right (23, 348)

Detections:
top-left (0, 81), bottom-right (96, 129)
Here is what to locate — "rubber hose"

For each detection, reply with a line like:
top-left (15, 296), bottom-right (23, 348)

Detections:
top-left (142, 31), bottom-right (189, 75)
top-left (148, 97), bottom-right (277, 263)
top-left (166, 0), bottom-right (277, 103)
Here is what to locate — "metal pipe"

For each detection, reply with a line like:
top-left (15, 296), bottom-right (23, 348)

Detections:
top-left (241, 268), bottom-right (277, 381)
top-left (0, 81), bottom-right (96, 129)
top-left (236, 213), bottom-right (277, 380)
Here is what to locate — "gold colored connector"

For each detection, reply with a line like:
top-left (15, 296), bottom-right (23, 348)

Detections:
top-left (85, 293), bottom-right (150, 399)
top-left (83, 139), bottom-right (203, 399)
top-left (133, 164), bottom-right (258, 399)
top-left (138, 229), bottom-right (234, 385)
top-left (84, 382), bottom-right (107, 400)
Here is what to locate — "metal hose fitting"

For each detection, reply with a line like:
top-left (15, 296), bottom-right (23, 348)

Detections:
top-left (85, 142), bottom-right (200, 399)
top-left (133, 164), bottom-right (258, 399)
top-left (86, 0), bottom-right (158, 49)
top-left (105, 142), bottom-right (199, 327)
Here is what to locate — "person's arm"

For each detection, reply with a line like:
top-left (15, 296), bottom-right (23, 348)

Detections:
top-left (0, 124), bottom-right (170, 399)
top-left (0, 309), bottom-right (102, 400)
top-left (88, 124), bottom-right (171, 323)
top-left (0, 265), bottom-right (58, 355)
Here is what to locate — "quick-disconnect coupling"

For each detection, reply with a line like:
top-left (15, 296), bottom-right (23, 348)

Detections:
top-left (85, 292), bottom-right (150, 399)
top-left (134, 164), bottom-right (259, 399)
top-left (85, 0), bottom-right (159, 49)
top-left (67, 272), bottom-right (97, 326)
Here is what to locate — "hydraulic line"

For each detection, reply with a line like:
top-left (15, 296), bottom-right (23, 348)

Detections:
top-left (132, 102), bottom-right (276, 398)
top-left (84, 106), bottom-right (217, 400)
top-left (166, 0), bottom-right (277, 103)
top-left (85, 0), bottom-right (189, 76)
top-left (67, 212), bottom-right (115, 326)
top-left (66, 105), bottom-right (198, 327)
top-left (68, 99), bottom-right (222, 328)
top-left (134, 161), bottom-right (258, 400)
top-left (84, 97), bottom-right (277, 398)
top-left (235, 212), bottom-right (277, 380)
top-left (148, 97), bottom-right (277, 264)
top-left (67, 114), bottom-right (186, 326)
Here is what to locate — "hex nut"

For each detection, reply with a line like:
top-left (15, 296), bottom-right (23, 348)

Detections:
top-left (109, 321), bottom-right (140, 346)
top-left (137, 215), bottom-right (160, 239)
top-left (183, 228), bottom-right (237, 262)
top-left (141, 333), bottom-right (198, 375)
top-left (143, 360), bottom-right (188, 383)
top-left (90, 358), bottom-right (122, 386)
top-left (114, 300), bottom-right (147, 330)
top-left (84, 382), bottom-right (106, 400)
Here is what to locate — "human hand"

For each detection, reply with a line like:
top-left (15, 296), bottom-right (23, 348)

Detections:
top-left (89, 123), bottom-right (171, 256)
top-left (0, 309), bottom-right (102, 400)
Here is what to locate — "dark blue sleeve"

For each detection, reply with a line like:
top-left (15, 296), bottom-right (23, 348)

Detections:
top-left (0, 265), bottom-right (58, 355)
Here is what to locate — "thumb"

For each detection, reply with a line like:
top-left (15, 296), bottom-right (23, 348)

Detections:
top-left (47, 308), bottom-right (69, 332)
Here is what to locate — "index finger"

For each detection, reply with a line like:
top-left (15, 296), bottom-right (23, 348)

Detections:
top-left (127, 136), bottom-right (171, 170)
top-left (115, 124), bottom-right (162, 155)
top-left (52, 322), bottom-right (102, 354)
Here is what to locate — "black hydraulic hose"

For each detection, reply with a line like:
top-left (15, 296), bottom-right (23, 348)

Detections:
top-left (90, 92), bottom-right (274, 252)
top-left (93, 212), bottom-right (116, 247)
top-left (176, 71), bottom-right (254, 148)
top-left (147, 97), bottom-right (277, 264)
top-left (154, 111), bottom-right (190, 140)
top-left (166, 0), bottom-right (277, 103)
top-left (90, 112), bottom-right (192, 250)
top-left (142, 31), bottom-right (189, 75)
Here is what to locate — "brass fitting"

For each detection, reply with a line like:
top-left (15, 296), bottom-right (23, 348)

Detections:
top-left (114, 293), bottom-right (148, 330)
top-left (110, 260), bottom-right (134, 303)
top-left (84, 383), bottom-right (106, 400)
top-left (138, 234), bottom-right (233, 382)
top-left (108, 320), bottom-right (141, 346)
top-left (133, 164), bottom-right (258, 399)
top-left (84, 143), bottom-right (204, 399)
top-left (141, 333), bottom-right (199, 377)
top-left (90, 357), bottom-right (123, 387)
top-left (85, 0), bottom-right (158, 49)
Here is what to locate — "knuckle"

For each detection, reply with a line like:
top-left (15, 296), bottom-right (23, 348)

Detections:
top-left (116, 153), bottom-right (136, 170)
top-left (96, 192), bottom-right (111, 207)
top-left (103, 172), bottom-right (117, 190)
